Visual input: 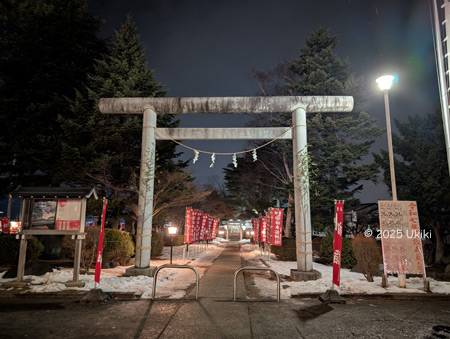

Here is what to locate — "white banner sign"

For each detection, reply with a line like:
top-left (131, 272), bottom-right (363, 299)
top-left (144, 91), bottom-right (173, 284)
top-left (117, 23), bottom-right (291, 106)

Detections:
top-left (378, 200), bottom-right (425, 275)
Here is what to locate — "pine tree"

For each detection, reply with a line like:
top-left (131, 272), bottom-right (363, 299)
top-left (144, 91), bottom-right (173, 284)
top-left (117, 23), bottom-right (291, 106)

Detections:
top-left (374, 111), bottom-right (450, 262)
top-left (224, 151), bottom-right (281, 219)
top-left (244, 27), bottom-right (384, 233)
top-left (59, 15), bottom-right (185, 225)
top-left (288, 27), bottom-right (383, 232)
top-left (0, 0), bottom-right (106, 194)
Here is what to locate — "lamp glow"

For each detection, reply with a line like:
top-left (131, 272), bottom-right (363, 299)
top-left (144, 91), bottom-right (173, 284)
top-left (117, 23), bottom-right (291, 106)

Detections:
top-left (376, 75), bottom-right (395, 91)
top-left (168, 226), bottom-right (177, 235)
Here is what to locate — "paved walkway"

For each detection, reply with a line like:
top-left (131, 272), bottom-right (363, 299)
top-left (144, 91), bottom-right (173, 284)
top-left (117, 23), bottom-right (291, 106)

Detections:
top-left (137, 242), bottom-right (302, 338)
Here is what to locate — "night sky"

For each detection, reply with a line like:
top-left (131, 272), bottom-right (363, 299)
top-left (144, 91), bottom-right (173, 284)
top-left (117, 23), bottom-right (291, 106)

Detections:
top-left (89, 0), bottom-right (440, 202)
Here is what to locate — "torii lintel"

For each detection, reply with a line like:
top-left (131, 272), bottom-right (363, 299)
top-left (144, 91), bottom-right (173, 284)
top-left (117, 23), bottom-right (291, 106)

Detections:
top-left (98, 96), bottom-right (354, 114)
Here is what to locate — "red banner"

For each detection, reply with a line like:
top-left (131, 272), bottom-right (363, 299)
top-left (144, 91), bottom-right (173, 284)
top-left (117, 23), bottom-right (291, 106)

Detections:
top-left (205, 215), bottom-right (212, 240)
top-left (332, 201), bottom-right (344, 287)
top-left (259, 216), bottom-right (267, 243)
top-left (265, 213), bottom-right (271, 245)
top-left (212, 218), bottom-right (219, 239)
top-left (1, 217), bottom-right (10, 234)
top-left (199, 214), bottom-right (207, 241)
top-left (184, 207), bottom-right (192, 244)
top-left (194, 210), bottom-right (202, 243)
top-left (191, 210), bottom-right (199, 243)
top-left (94, 198), bottom-right (108, 284)
top-left (252, 218), bottom-right (259, 242)
top-left (184, 208), bottom-right (221, 243)
top-left (269, 208), bottom-right (284, 246)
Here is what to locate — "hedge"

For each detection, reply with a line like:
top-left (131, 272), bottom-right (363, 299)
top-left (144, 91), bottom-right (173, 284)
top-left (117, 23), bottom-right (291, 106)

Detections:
top-left (163, 234), bottom-right (185, 247)
top-left (319, 235), bottom-right (356, 268)
top-left (270, 238), bottom-right (296, 261)
top-left (151, 231), bottom-right (164, 257)
top-left (0, 234), bottom-right (44, 266)
top-left (103, 229), bottom-right (135, 265)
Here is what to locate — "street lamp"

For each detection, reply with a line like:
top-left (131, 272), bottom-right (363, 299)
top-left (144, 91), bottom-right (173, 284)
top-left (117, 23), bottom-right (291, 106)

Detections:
top-left (376, 74), bottom-right (397, 201)
top-left (168, 225), bottom-right (178, 264)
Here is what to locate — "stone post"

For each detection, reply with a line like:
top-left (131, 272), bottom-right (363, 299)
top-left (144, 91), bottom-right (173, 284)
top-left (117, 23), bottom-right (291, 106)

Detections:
top-left (291, 106), bottom-right (321, 281)
top-left (126, 108), bottom-right (157, 276)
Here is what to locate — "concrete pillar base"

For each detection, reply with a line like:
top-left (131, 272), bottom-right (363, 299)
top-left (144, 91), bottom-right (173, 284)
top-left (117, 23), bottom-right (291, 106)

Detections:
top-left (290, 269), bottom-right (322, 281)
top-left (81, 288), bottom-right (111, 303)
top-left (319, 289), bottom-right (346, 304)
top-left (65, 281), bottom-right (85, 288)
top-left (125, 266), bottom-right (157, 277)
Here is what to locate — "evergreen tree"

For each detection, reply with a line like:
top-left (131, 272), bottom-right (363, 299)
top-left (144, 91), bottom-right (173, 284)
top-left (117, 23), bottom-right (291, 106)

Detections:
top-left (288, 27), bottom-right (383, 232)
top-left (239, 27), bottom-right (383, 233)
top-left (374, 111), bottom-right (450, 263)
top-left (60, 15), bottom-right (185, 225)
top-left (224, 150), bottom-right (281, 219)
top-left (0, 0), bottom-right (106, 194)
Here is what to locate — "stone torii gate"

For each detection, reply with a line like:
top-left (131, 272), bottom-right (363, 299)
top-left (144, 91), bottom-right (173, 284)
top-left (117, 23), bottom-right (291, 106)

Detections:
top-left (99, 96), bottom-right (353, 281)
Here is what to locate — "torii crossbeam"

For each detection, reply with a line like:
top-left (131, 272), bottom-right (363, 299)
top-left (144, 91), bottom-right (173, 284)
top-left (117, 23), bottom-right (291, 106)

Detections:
top-left (99, 96), bottom-right (354, 280)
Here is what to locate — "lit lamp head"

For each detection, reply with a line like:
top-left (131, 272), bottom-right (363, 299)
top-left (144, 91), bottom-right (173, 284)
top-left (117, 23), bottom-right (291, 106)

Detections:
top-left (376, 74), bottom-right (394, 91)
top-left (219, 230), bottom-right (224, 236)
top-left (168, 225), bottom-right (178, 235)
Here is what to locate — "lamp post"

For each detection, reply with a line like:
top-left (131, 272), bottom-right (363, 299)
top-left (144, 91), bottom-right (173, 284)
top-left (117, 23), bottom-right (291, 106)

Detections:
top-left (168, 226), bottom-right (178, 264)
top-left (376, 74), bottom-right (397, 201)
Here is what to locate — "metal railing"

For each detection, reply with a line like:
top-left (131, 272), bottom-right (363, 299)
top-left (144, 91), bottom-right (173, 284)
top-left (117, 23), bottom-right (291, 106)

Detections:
top-left (152, 264), bottom-right (200, 300)
top-left (233, 266), bottom-right (280, 302)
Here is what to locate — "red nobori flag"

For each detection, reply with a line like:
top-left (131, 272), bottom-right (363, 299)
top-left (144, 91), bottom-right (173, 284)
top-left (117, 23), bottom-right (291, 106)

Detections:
top-left (200, 214), bottom-right (208, 241)
top-left (270, 208), bottom-right (284, 246)
top-left (259, 216), bottom-right (267, 243)
top-left (252, 218), bottom-right (259, 242)
top-left (194, 210), bottom-right (202, 242)
top-left (94, 198), bottom-right (108, 284)
top-left (266, 212), bottom-right (271, 245)
top-left (191, 210), bottom-right (200, 243)
top-left (184, 207), bottom-right (192, 244)
top-left (212, 218), bottom-right (219, 239)
top-left (332, 201), bottom-right (344, 287)
top-left (206, 216), bottom-right (214, 240)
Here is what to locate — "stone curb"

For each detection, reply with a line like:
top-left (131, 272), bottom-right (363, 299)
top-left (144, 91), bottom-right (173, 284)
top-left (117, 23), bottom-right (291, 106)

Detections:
top-left (291, 292), bottom-right (450, 301)
top-left (0, 290), bottom-right (139, 300)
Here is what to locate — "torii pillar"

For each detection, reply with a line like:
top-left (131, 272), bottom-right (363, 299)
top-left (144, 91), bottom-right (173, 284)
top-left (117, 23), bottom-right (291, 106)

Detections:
top-left (99, 96), bottom-right (354, 279)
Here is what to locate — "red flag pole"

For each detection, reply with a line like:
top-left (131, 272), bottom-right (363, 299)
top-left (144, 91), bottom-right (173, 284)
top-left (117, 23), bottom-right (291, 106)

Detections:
top-left (331, 200), bottom-right (338, 290)
top-left (94, 198), bottom-right (107, 288)
top-left (332, 200), bottom-right (344, 289)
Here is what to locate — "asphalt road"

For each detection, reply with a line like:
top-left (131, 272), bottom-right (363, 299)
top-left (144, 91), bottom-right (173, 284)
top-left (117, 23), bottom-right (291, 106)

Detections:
top-left (0, 298), bottom-right (449, 338)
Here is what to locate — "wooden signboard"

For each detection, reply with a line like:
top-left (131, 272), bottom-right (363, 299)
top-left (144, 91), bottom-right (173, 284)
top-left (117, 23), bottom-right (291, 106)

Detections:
top-left (378, 201), bottom-right (425, 275)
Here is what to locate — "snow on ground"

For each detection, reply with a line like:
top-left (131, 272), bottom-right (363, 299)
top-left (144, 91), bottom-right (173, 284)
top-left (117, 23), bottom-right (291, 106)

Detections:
top-left (239, 243), bottom-right (450, 299)
top-left (0, 239), bottom-right (225, 299)
top-left (2, 241), bottom-right (449, 299)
